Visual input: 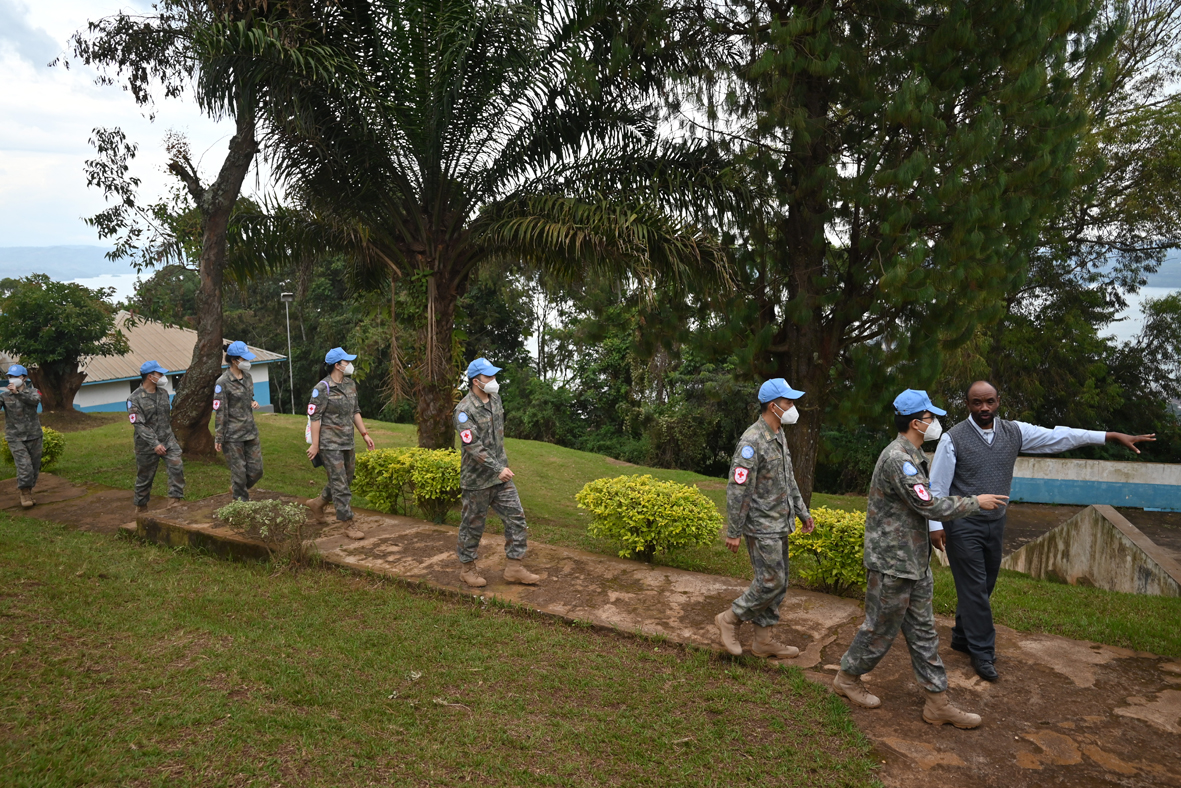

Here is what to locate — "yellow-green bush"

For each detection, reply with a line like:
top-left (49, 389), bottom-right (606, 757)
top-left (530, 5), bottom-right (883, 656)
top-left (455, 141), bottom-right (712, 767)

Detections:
top-left (788, 506), bottom-right (866, 595)
top-left (354, 448), bottom-right (461, 523)
top-left (216, 499), bottom-right (313, 568)
top-left (576, 474), bottom-right (722, 561)
top-left (2, 426), bottom-right (65, 470)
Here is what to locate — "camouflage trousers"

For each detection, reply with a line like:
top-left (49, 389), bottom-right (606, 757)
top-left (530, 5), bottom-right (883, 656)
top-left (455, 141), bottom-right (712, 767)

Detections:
top-left (457, 481), bottom-right (528, 564)
top-left (319, 448), bottom-right (356, 521)
top-left (731, 534), bottom-right (791, 627)
top-left (223, 438), bottom-right (264, 501)
top-left (9, 434), bottom-right (42, 490)
top-left (134, 443), bottom-right (186, 506)
top-left (840, 569), bottom-right (948, 693)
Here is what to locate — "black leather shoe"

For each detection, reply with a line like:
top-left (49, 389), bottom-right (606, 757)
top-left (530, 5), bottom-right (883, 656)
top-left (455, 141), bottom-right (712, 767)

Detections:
top-left (950, 641), bottom-right (971, 655)
top-left (971, 655), bottom-right (998, 682)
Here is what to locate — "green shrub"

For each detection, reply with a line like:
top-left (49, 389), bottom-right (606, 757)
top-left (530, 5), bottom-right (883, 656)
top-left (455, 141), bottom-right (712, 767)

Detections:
top-left (216, 499), bottom-right (313, 568)
top-left (354, 448), bottom-right (461, 524)
top-left (788, 506), bottom-right (866, 595)
top-left (576, 474), bottom-right (722, 561)
top-left (2, 426), bottom-right (66, 470)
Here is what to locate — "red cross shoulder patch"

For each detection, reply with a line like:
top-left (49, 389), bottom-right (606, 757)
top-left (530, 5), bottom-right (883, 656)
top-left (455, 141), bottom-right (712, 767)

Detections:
top-left (307, 404), bottom-right (316, 416)
top-left (212, 399), bottom-right (221, 411)
top-left (128, 413), bottom-right (136, 423)
top-left (913, 483), bottom-right (931, 501)
top-left (460, 429), bottom-right (473, 444)
top-left (733, 466), bottom-right (749, 485)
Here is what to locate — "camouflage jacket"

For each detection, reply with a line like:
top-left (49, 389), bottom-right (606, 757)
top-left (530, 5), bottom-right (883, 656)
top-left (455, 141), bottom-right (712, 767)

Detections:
top-left (864, 435), bottom-right (981, 580)
top-left (0, 383), bottom-right (42, 441)
top-left (726, 417), bottom-right (811, 538)
top-left (454, 389), bottom-right (507, 490)
top-left (213, 370), bottom-right (258, 443)
top-left (127, 386), bottom-right (178, 453)
top-left (307, 375), bottom-right (359, 451)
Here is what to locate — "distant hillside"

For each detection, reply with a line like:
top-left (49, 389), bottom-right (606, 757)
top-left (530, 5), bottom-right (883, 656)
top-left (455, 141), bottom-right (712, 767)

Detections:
top-left (0, 246), bottom-right (128, 280)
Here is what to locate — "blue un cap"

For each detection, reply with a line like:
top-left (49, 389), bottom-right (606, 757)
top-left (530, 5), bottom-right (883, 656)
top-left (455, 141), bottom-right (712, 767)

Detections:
top-left (893, 389), bottom-right (946, 417)
top-left (7, 364), bottom-right (27, 377)
top-left (758, 378), bottom-right (805, 403)
top-left (466, 357), bottom-right (501, 380)
top-left (324, 347), bottom-right (357, 365)
top-left (225, 341), bottom-right (256, 360)
top-left (140, 360), bottom-right (169, 376)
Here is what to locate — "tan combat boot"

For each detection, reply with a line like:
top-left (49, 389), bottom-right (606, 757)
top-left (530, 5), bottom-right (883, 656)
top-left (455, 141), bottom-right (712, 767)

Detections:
top-left (165, 497), bottom-right (183, 509)
top-left (460, 561), bottom-right (487, 588)
top-left (19, 488), bottom-right (34, 509)
top-left (922, 689), bottom-right (981, 729)
top-left (833, 670), bottom-right (882, 709)
top-left (304, 496), bottom-right (327, 519)
top-left (503, 558), bottom-right (540, 585)
top-left (344, 524), bottom-right (365, 540)
top-left (714, 609), bottom-right (743, 656)
top-left (751, 625), bottom-right (800, 659)
top-left (135, 504), bottom-right (148, 515)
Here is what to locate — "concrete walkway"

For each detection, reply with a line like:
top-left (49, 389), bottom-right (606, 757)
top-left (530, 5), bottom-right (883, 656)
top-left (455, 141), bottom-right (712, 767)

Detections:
top-left (4, 475), bottom-right (1181, 787)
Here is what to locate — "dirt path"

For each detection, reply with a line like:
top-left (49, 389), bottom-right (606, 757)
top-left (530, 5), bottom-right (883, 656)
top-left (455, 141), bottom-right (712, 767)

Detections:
top-left (5, 475), bottom-right (1181, 786)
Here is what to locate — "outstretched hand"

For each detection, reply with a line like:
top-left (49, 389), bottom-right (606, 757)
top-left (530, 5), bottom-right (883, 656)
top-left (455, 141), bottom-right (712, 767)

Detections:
top-left (1108, 432), bottom-right (1156, 454)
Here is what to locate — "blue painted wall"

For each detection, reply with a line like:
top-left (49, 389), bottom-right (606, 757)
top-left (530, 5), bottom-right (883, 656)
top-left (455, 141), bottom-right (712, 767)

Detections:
top-left (1011, 478), bottom-right (1180, 512)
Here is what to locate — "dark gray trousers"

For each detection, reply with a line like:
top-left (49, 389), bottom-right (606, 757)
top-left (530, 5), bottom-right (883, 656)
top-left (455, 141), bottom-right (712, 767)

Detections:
top-left (944, 512), bottom-right (1006, 660)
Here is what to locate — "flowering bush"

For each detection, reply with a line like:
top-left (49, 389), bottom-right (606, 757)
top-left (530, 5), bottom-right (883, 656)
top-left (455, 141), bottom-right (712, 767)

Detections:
top-left (354, 448), bottom-right (461, 523)
top-left (2, 426), bottom-right (65, 470)
top-left (788, 506), bottom-right (866, 595)
top-left (576, 474), bottom-right (722, 561)
top-left (216, 499), bottom-right (312, 567)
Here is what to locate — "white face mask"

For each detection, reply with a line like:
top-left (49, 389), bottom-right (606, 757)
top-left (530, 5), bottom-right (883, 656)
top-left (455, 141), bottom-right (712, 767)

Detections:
top-left (342, 362), bottom-right (355, 376)
top-left (7, 376), bottom-right (22, 389)
top-left (480, 378), bottom-right (500, 395)
top-left (774, 402), bottom-right (798, 426)
top-left (921, 417), bottom-right (943, 442)
top-left (237, 360), bottom-right (251, 372)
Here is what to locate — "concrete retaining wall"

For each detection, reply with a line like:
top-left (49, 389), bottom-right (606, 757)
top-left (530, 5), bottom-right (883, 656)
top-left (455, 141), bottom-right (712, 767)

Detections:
top-left (1010, 457), bottom-right (1180, 511)
top-left (1000, 505), bottom-right (1181, 596)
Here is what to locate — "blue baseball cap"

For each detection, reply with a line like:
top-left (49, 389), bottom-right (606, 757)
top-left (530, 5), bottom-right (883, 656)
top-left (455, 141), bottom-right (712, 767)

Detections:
top-left (893, 389), bottom-right (946, 416)
top-left (758, 378), bottom-right (805, 403)
top-left (140, 360), bottom-right (169, 376)
top-left (324, 347), bottom-right (357, 365)
top-left (466, 357), bottom-right (501, 379)
top-left (6, 364), bottom-right (27, 377)
top-left (225, 341), bottom-right (256, 360)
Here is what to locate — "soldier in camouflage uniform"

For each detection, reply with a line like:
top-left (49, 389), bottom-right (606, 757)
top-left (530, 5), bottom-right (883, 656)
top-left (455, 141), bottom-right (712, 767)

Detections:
top-left (127, 361), bottom-right (185, 512)
top-left (2, 364), bottom-right (42, 508)
top-left (305, 347), bottom-right (374, 538)
top-left (454, 358), bottom-right (539, 588)
top-left (214, 341), bottom-right (263, 501)
top-left (832, 389), bottom-right (1008, 729)
top-left (715, 378), bottom-right (814, 659)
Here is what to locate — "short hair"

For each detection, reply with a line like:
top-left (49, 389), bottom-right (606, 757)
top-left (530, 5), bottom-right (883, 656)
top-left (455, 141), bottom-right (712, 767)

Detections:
top-left (760, 400), bottom-right (773, 413)
top-left (895, 411), bottom-right (930, 433)
top-left (965, 380), bottom-right (998, 400)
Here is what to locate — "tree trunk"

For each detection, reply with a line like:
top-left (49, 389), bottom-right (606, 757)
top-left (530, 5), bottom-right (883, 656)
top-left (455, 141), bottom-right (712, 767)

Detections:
top-left (169, 109), bottom-right (258, 456)
top-left (413, 273), bottom-right (459, 449)
top-left (28, 361), bottom-right (86, 411)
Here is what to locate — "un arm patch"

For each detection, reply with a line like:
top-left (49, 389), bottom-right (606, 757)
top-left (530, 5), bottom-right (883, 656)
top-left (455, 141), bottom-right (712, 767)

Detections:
top-left (458, 411), bottom-right (468, 423)
top-left (902, 461), bottom-right (918, 476)
top-left (740, 445), bottom-right (754, 459)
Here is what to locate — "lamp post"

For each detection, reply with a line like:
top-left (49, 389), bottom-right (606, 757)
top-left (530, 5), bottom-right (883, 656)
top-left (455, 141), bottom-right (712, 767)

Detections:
top-left (280, 292), bottom-right (295, 414)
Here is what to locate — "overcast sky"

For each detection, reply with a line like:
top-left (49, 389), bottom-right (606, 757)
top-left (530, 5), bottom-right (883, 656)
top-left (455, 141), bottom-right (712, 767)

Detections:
top-left (0, 0), bottom-right (256, 249)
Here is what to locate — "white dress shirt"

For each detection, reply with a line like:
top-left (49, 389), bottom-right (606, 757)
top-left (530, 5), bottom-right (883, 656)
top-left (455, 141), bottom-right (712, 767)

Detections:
top-left (927, 419), bottom-right (1106, 531)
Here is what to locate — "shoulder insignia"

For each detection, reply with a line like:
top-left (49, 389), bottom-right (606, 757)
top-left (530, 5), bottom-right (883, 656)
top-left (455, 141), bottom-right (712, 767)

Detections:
top-left (458, 411), bottom-right (468, 423)
top-left (311, 388), bottom-right (320, 397)
top-left (307, 404), bottom-right (316, 415)
top-left (212, 400), bottom-right (221, 411)
top-left (126, 399), bottom-right (132, 409)
top-left (733, 466), bottom-right (749, 485)
top-left (460, 429), bottom-right (473, 444)
top-left (214, 384), bottom-right (222, 394)
top-left (913, 483), bottom-right (931, 501)
top-left (902, 461), bottom-right (918, 476)
top-left (740, 445), bottom-right (754, 459)
top-left (129, 413), bottom-right (136, 423)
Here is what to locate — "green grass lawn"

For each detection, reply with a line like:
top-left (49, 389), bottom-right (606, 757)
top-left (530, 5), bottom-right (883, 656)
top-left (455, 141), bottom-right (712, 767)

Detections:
top-left (0, 512), bottom-right (878, 787)
top-left (6, 412), bottom-right (1181, 657)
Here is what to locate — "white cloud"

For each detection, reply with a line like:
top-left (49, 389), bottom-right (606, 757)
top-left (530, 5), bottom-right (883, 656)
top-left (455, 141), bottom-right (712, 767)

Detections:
top-left (0, 1), bottom-right (272, 246)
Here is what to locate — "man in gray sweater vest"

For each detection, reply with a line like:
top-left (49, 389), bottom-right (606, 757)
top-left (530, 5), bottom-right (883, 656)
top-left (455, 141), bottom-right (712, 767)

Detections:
top-left (928, 380), bottom-right (1154, 682)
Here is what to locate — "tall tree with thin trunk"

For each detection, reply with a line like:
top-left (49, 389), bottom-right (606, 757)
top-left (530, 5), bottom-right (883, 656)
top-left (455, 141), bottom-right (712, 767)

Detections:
top-left (69, 0), bottom-right (352, 454)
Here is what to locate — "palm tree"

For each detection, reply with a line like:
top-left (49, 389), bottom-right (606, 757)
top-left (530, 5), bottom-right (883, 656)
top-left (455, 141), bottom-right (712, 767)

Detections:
top-left (261, 0), bottom-right (729, 447)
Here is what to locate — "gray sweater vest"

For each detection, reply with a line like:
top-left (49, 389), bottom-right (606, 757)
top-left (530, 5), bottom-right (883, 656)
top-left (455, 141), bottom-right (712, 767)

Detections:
top-left (947, 418), bottom-right (1022, 521)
